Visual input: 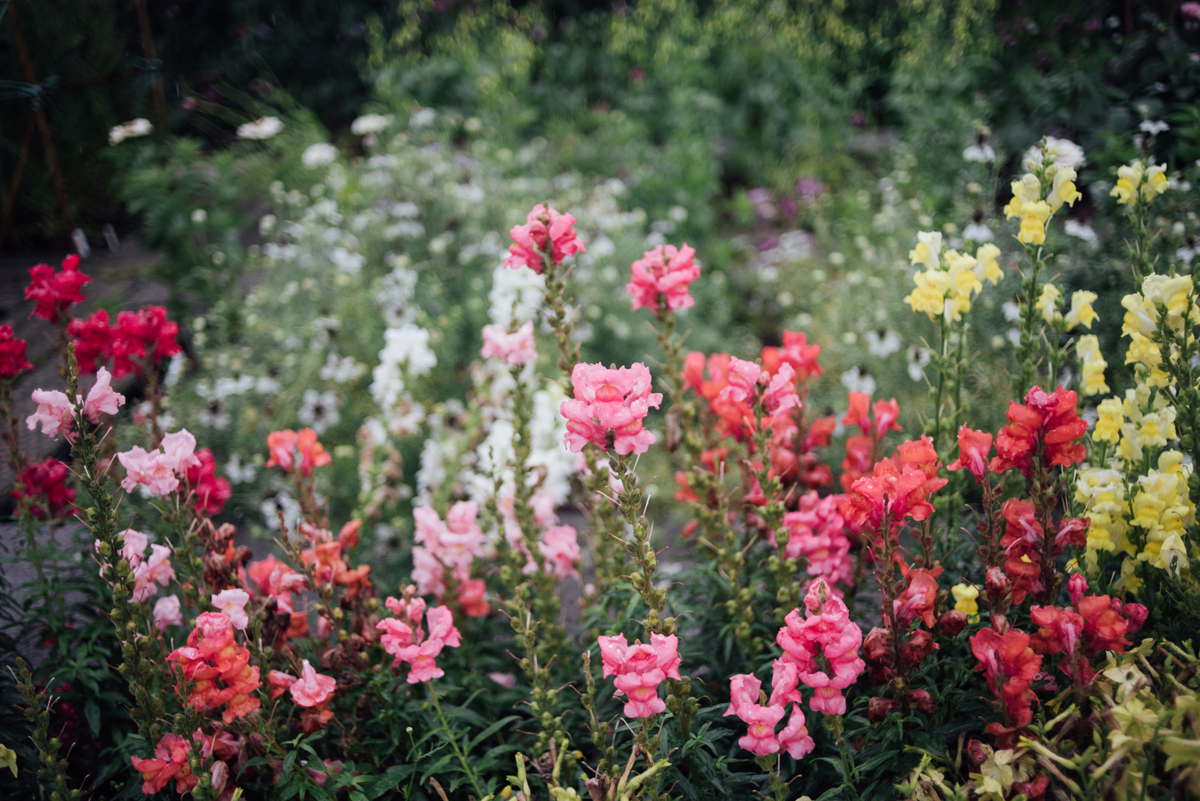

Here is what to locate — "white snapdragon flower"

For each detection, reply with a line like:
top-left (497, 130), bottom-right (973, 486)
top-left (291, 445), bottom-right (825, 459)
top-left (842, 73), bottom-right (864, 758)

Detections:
top-left (1022, 136), bottom-right (1085, 171)
top-left (109, 118), bottom-right (153, 146)
top-left (351, 114), bottom-right (392, 135)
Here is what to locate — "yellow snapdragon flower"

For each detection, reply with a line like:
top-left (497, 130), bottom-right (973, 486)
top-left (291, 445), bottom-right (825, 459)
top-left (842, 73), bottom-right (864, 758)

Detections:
top-left (1111, 160), bottom-right (1168, 205)
top-left (1075, 466), bottom-right (1127, 555)
top-left (1077, 334), bottom-right (1109, 396)
top-left (1036, 283), bottom-right (1061, 325)
top-left (1094, 398), bottom-right (1124, 442)
top-left (951, 583), bottom-right (979, 622)
top-left (1064, 290), bottom-right (1098, 330)
top-left (1048, 165), bottom-right (1082, 212)
top-left (909, 231), bottom-right (943, 270)
top-left (976, 243), bottom-right (1002, 284)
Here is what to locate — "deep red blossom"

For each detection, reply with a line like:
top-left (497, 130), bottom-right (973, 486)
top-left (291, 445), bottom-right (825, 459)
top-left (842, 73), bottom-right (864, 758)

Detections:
top-left (12, 458), bottom-right (75, 519)
top-left (0, 325), bottom-right (33, 379)
top-left (25, 255), bottom-right (90, 323)
top-left (970, 627), bottom-right (1042, 732)
top-left (185, 449), bottom-right (232, 516)
top-left (112, 306), bottom-right (182, 378)
top-left (1000, 499), bottom-right (1044, 605)
top-left (66, 310), bottom-right (112, 374)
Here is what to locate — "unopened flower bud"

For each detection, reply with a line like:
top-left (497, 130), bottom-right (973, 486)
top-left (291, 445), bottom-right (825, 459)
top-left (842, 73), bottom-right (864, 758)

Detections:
top-left (936, 610), bottom-right (967, 637)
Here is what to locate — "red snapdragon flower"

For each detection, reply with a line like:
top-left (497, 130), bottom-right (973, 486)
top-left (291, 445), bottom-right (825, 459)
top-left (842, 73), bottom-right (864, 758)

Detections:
top-left (25, 254), bottom-right (90, 324)
top-left (990, 386), bottom-right (1088, 475)
top-left (843, 437), bottom-right (947, 530)
top-left (970, 627), bottom-right (1043, 733)
top-left (112, 306), bottom-right (182, 378)
top-left (66, 309), bottom-right (112, 375)
top-left (185, 449), bottom-right (232, 516)
top-left (0, 324), bottom-right (33, 378)
top-left (503, 204), bottom-right (586, 273)
top-left (947, 425), bottom-right (993, 484)
top-left (130, 733), bottom-right (197, 795)
top-left (12, 458), bottom-right (75, 519)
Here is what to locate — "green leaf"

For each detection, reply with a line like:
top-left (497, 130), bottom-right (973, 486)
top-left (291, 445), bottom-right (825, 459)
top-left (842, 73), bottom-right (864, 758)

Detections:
top-left (84, 700), bottom-right (101, 739)
top-left (466, 715), bottom-right (521, 752)
top-left (283, 747), bottom-right (298, 778)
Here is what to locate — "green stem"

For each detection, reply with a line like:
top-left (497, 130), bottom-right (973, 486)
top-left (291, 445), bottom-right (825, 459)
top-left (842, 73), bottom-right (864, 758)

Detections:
top-left (428, 681), bottom-right (487, 801)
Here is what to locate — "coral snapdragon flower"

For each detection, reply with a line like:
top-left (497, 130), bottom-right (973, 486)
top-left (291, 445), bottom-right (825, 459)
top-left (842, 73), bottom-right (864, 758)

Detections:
top-left (597, 633), bottom-right (682, 718)
top-left (266, 428), bottom-right (332, 476)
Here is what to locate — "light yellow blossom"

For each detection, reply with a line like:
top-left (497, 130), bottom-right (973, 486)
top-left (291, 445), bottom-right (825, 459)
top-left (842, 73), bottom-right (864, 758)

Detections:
top-left (909, 231), bottom-right (943, 270)
top-left (976, 243), bottom-right (1002, 284)
top-left (1077, 334), bottom-right (1109, 395)
top-left (1036, 283), bottom-right (1061, 325)
top-left (1095, 398), bottom-right (1124, 442)
top-left (1065, 290), bottom-right (1098, 330)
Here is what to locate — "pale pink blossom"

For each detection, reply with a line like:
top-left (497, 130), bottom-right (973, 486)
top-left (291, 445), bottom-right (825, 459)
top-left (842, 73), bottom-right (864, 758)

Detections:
top-left (762, 363), bottom-right (800, 415)
top-left (597, 633), bottom-right (681, 718)
top-left (411, 546), bottom-right (446, 599)
top-left (119, 528), bottom-right (149, 566)
top-left (153, 595), bottom-right (183, 631)
top-left (82, 367), bottom-right (125, 423)
top-left (118, 447), bottom-right (180, 495)
top-left (212, 589), bottom-right (251, 630)
top-left (718, 358), bottom-right (764, 405)
top-left (538, 525), bottom-right (580, 579)
top-left (488, 672), bottom-right (517, 689)
top-left (560, 362), bottom-right (663, 455)
top-left (27, 389), bottom-right (75, 439)
top-left (480, 321), bottom-right (538, 365)
top-left (132, 544), bottom-right (175, 602)
top-left (290, 659), bottom-right (337, 707)
top-left (160, 429), bottom-right (201, 473)
top-left (376, 597), bottom-right (461, 684)
top-left (626, 243), bottom-right (700, 312)
top-left (503, 204), bottom-right (586, 273)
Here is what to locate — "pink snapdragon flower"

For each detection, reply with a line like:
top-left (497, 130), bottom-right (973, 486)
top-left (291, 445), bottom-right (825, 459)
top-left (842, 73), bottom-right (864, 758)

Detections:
top-left (480, 321), bottom-right (538, 366)
top-left (724, 672), bottom-right (815, 758)
top-left (153, 595), bottom-right (183, 631)
top-left (27, 390), bottom-right (75, 439)
top-left (560, 362), bottom-right (663, 455)
top-left (120, 528), bottom-right (150, 564)
top-left (117, 428), bottom-right (203, 496)
top-left (538, 525), bottom-right (580, 579)
top-left (82, 367), bottom-right (125, 422)
top-left (212, 589), bottom-right (251, 630)
top-left (376, 592), bottom-right (461, 683)
top-left (411, 502), bottom-right (485, 599)
top-left (503, 204), bottom-right (586, 273)
top-left (626, 243), bottom-right (700, 312)
top-left (132, 544), bottom-right (176, 602)
top-left (290, 660), bottom-right (337, 707)
top-left (118, 446), bottom-right (180, 495)
top-left (719, 358), bottom-right (763, 405)
top-left (776, 579), bottom-right (866, 715)
top-left (597, 633), bottom-right (681, 718)
top-left (783, 493), bottom-right (854, 588)
top-left (267, 670), bottom-right (297, 700)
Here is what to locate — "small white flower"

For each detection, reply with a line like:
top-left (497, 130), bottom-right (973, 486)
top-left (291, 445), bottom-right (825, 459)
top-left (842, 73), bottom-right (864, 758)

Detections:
top-left (261, 493), bottom-right (301, 534)
top-left (1023, 136), bottom-right (1085, 171)
top-left (191, 209), bottom-right (207, 225)
top-left (302, 143), bottom-right (338, 168)
top-left (1064, 219), bottom-right (1097, 241)
top-left (259, 214), bottom-right (277, 237)
top-left (1139, 119), bottom-right (1170, 135)
top-left (963, 144), bottom-right (996, 163)
top-left (109, 118), bottom-right (153, 146)
top-left (224, 454), bottom-right (258, 484)
top-left (906, 346), bottom-right (930, 382)
top-left (865, 329), bottom-right (902, 358)
top-left (1002, 301), bottom-right (1022, 322)
top-left (198, 400), bottom-right (231, 430)
top-left (320, 352), bottom-right (367, 383)
top-left (1177, 245), bottom-right (1197, 264)
top-left (962, 222), bottom-right (993, 242)
top-left (298, 389), bottom-right (340, 434)
top-left (237, 116), bottom-right (284, 140)
top-left (840, 366), bottom-right (876, 396)
top-left (351, 114), bottom-right (391, 135)
top-left (410, 108), bottom-right (436, 128)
